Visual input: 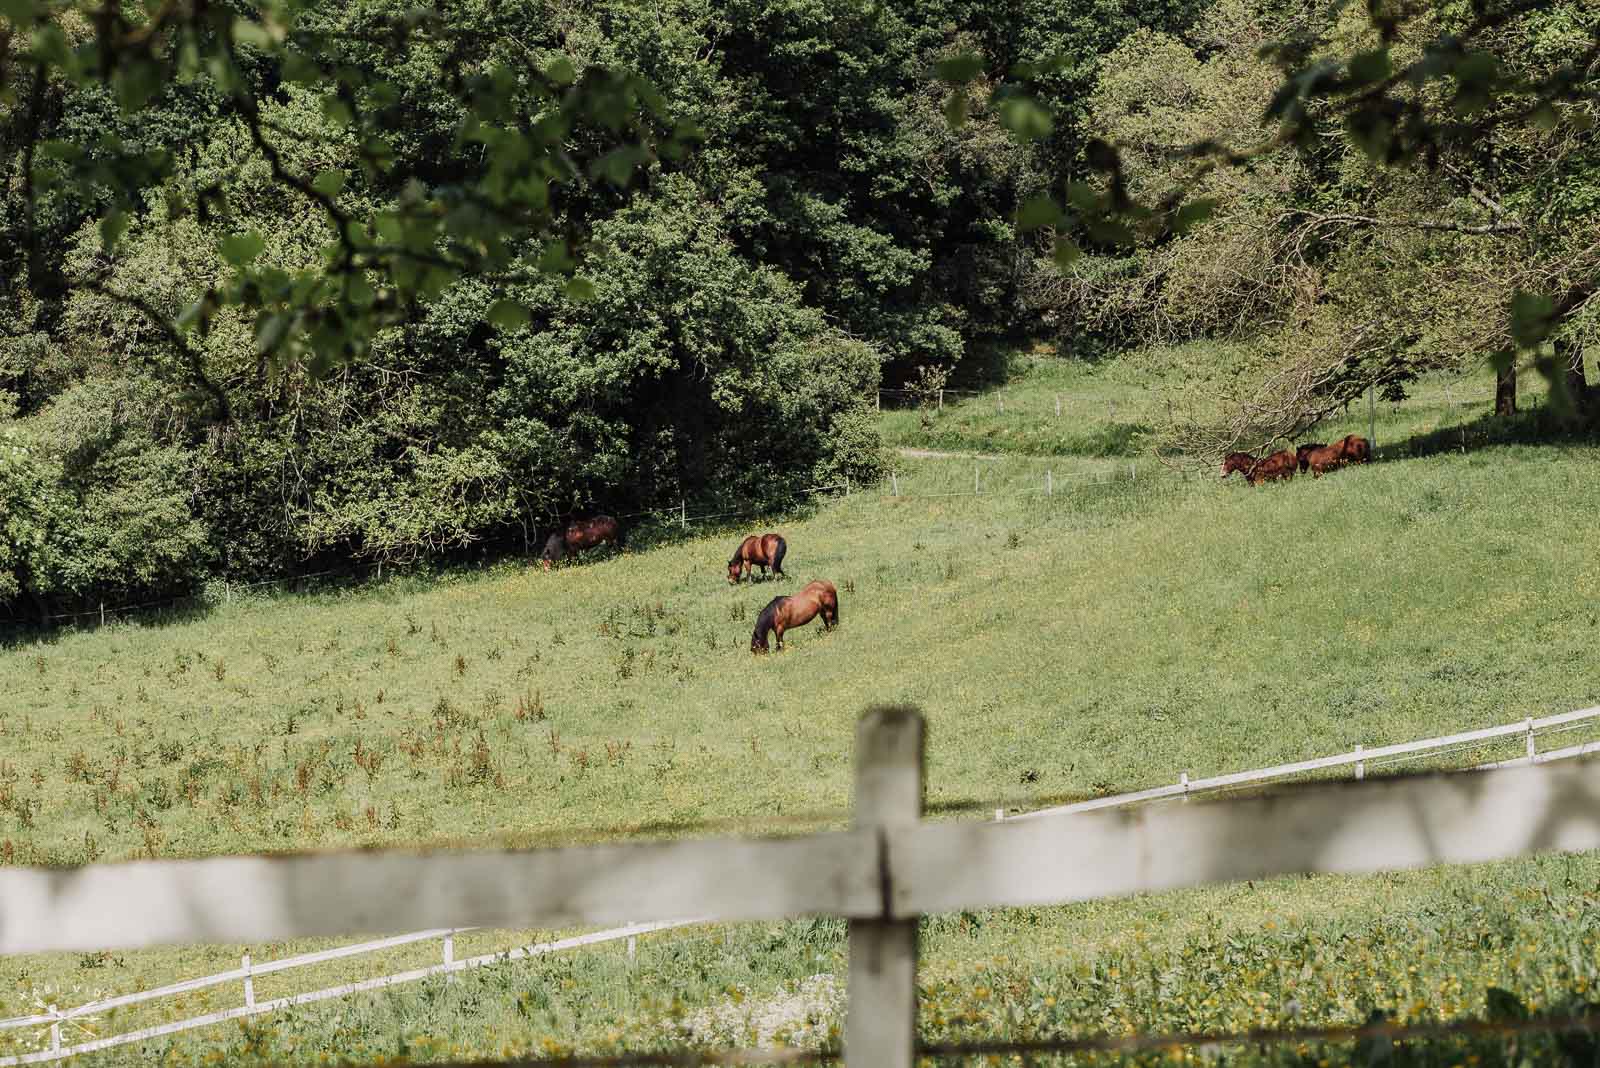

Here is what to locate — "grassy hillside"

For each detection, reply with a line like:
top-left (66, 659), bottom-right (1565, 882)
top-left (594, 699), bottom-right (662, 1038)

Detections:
top-left (5, 364), bottom-right (1600, 1064)
top-left (879, 344), bottom-right (1555, 460)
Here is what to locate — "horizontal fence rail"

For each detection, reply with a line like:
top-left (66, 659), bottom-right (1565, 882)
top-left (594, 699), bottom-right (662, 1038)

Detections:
top-left (1009, 705), bottom-right (1600, 821)
top-left (3, 759), bottom-right (1599, 939)
top-left (0, 922), bottom-right (696, 1067)
top-left (6, 707), bottom-right (1600, 1067)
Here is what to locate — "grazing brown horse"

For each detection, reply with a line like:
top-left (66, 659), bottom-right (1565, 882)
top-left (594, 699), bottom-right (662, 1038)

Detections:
top-left (1337, 434), bottom-right (1372, 465)
top-left (540, 515), bottom-right (623, 571)
top-left (727, 533), bottom-right (787, 584)
top-left (1221, 452), bottom-right (1258, 480)
top-left (1246, 450), bottom-right (1297, 485)
top-left (1296, 443), bottom-right (1327, 473)
top-left (1300, 443), bottom-right (1346, 478)
top-left (751, 580), bottom-right (838, 653)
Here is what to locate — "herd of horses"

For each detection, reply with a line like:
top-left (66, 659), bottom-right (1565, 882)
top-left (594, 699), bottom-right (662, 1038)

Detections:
top-left (537, 435), bottom-right (1373, 646)
top-left (538, 519), bottom-right (836, 654)
top-left (1221, 434), bottom-right (1372, 486)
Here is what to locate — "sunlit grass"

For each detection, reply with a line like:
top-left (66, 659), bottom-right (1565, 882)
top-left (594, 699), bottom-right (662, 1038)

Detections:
top-left (5, 360), bottom-right (1600, 1063)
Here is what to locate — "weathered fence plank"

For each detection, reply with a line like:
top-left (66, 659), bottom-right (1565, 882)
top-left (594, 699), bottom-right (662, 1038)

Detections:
top-left (894, 762), bottom-right (1600, 917)
top-left (0, 832), bottom-right (878, 954)
top-left (846, 706), bottom-right (923, 1068)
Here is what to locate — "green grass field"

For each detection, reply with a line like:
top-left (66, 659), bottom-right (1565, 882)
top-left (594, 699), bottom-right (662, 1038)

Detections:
top-left (5, 357), bottom-right (1600, 1064)
top-left (879, 344), bottom-right (1564, 462)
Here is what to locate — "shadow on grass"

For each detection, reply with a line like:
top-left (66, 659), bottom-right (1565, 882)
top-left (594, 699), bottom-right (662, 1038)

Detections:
top-left (1381, 407), bottom-right (1600, 461)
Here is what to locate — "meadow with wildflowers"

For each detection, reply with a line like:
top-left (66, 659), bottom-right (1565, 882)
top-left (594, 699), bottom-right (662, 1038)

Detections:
top-left (5, 368), bottom-right (1600, 1063)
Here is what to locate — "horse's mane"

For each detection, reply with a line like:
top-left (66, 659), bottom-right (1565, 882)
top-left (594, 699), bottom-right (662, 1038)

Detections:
top-left (752, 595), bottom-right (785, 646)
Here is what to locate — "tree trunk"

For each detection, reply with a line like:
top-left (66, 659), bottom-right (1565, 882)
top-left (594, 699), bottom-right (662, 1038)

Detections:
top-left (1561, 337), bottom-right (1589, 417)
top-left (1495, 364), bottom-right (1517, 415)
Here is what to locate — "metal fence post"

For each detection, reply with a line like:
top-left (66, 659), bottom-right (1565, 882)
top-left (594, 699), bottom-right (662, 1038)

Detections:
top-left (847, 706), bottom-right (924, 1068)
top-left (242, 953), bottom-right (255, 1009)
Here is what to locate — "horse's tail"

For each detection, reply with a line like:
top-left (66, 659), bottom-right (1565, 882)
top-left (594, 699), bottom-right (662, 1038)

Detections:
top-left (828, 588), bottom-right (838, 625)
top-left (752, 596), bottom-right (784, 651)
top-left (771, 536), bottom-right (787, 576)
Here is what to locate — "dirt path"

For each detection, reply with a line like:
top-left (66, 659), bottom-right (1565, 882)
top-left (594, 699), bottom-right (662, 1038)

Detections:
top-left (895, 446), bottom-right (1013, 460)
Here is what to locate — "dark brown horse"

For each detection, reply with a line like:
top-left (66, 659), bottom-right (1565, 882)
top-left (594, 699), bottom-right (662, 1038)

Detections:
top-left (1246, 450), bottom-right (1297, 485)
top-left (540, 515), bottom-right (623, 571)
top-left (1337, 434), bottom-right (1372, 465)
top-left (727, 533), bottom-right (787, 584)
top-left (1221, 452), bottom-right (1257, 480)
top-left (1300, 443), bottom-right (1346, 477)
top-left (1295, 443), bottom-right (1327, 473)
top-left (751, 580), bottom-right (838, 653)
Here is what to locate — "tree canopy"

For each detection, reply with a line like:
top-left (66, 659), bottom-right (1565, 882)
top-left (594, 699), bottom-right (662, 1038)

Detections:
top-left (1, 0), bottom-right (1595, 611)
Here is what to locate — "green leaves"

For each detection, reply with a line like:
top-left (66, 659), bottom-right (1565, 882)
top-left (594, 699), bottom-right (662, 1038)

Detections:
top-left (944, 90), bottom-right (969, 129)
top-left (1509, 291), bottom-right (1554, 350)
top-left (1452, 51), bottom-right (1498, 114)
top-left (934, 52), bottom-right (983, 86)
top-left (544, 56), bottom-right (577, 86)
top-left (98, 210), bottom-right (130, 251)
top-left (1171, 199), bottom-right (1216, 236)
top-left (997, 96), bottom-right (1053, 141)
top-left (0, 0), bottom-right (41, 22)
top-left (1347, 49), bottom-right (1391, 87)
top-left (311, 170), bottom-right (346, 198)
top-left (1484, 986), bottom-right (1528, 1022)
top-left (485, 300), bottom-right (531, 331)
top-left (219, 231), bottom-right (266, 267)
top-left (1015, 194), bottom-right (1064, 232)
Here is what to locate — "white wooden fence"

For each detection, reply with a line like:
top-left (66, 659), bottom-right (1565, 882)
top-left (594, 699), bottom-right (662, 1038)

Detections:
top-left (5, 705), bottom-right (1600, 1067)
top-left (1009, 704), bottom-right (1600, 820)
top-left (0, 921), bottom-right (693, 1066)
top-left (10, 703), bottom-right (1595, 1065)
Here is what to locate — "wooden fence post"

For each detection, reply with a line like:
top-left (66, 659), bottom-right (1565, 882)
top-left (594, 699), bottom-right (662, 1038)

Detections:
top-left (1046, 470), bottom-right (1053, 496)
top-left (1355, 744), bottom-right (1365, 781)
top-left (974, 465), bottom-right (980, 495)
top-left (937, 389), bottom-right (943, 412)
top-left (242, 953), bottom-right (255, 1009)
top-left (890, 472), bottom-right (899, 497)
top-left (49, 1005), bottom-right (60, 1055)
top-left (1527, 717), bottom-right (1537, 761)
top-left (443, 929), bottom-right (455, 982)
top-left (680, 500), bottom-right (687, 531)
top-left (1368, 382), bottom-right (1376, 452)
top-left (1055, 394), bottom-right (1061, 418)
top-left (847, 706), bottom-right (924, 1068)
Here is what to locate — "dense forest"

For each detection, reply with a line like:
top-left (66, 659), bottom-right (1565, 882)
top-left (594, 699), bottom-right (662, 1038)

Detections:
top-left (1, 0), bottom-right (1595, 612)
